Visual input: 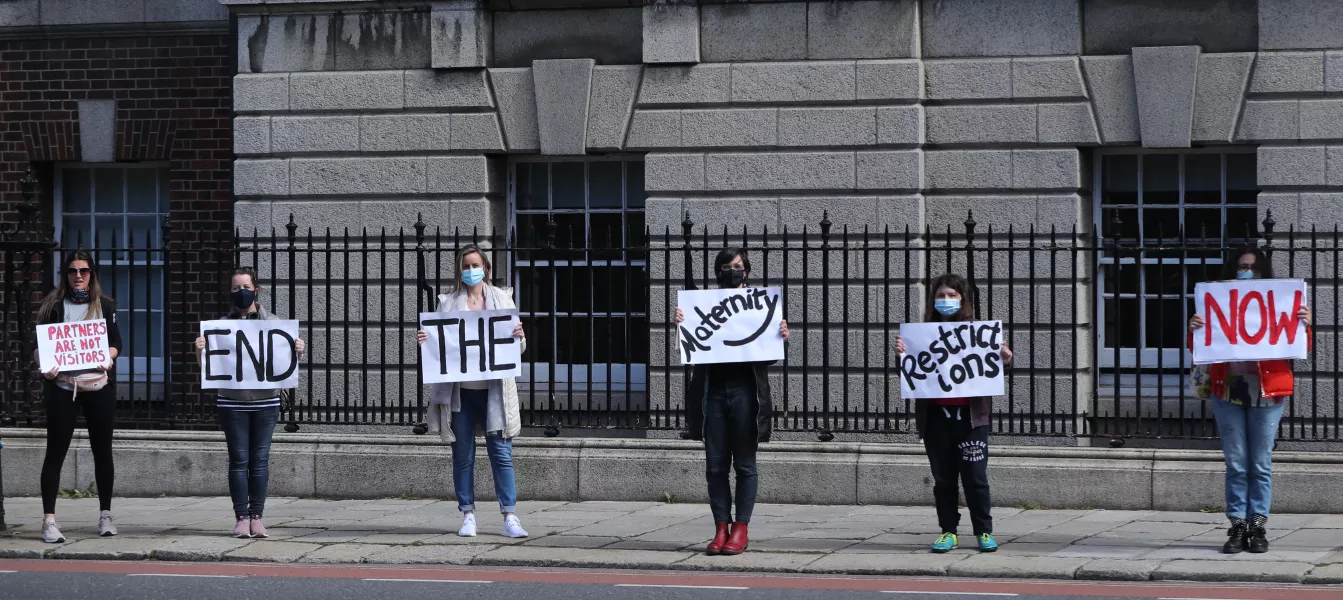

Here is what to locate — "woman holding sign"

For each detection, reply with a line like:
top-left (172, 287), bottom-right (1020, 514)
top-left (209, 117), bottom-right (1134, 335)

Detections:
top-left (33, 251), bottom-right (123, 543)
top-left (416, 244), bottom-right (529, 539)
top-left (1189, 247), bottom-right (1311, 554)
top-left (896, 273), bottom-right (1012, 554)
top-left (674, 248), bottom-right (789, 556)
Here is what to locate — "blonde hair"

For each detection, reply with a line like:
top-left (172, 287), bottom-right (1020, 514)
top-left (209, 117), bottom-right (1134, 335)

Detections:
top-left (452, 244), bottom-right (492, 293)
top-left (38, 250), bottom-right (108, 321)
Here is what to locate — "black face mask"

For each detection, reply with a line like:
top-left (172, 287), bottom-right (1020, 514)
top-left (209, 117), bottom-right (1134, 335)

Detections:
top-left (231, 289), bottom-right (257, 311)
top-left (717, 268), bottom-right (746, 289)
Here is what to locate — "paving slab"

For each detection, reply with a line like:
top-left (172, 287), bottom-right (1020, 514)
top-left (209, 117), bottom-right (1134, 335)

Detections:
top-left (152, 536), bottom-right (255, 561)
top-left (1106, 521), bottom-right (1218, 538)
top-left (752, 537), bottom-right (860, 553)
top-left (50, 537), bottom-right (162, 560)
top-left (1270, 528), bottom-right (1343, 549)
top-left (524, 535), bottom-right (621, 549)
top-left (301, 543), bottom-right (392, 564)
top-left (992, 542), bottom-right (1072, 556)
top-left (247, 527), bottom-right (324, 541)
top-left (418, 532), bottom-right (528, 546)
top-left (673, 551), bottom-right (824, 573)
top-left (0, 537), bottom-right (56, 559)
top-left (1137, 511), bottom-right (1227, 524)
top-left (363, 544), bottom-right (494, 565)
top-left (224, 541), bottom-right (321, 563)
top-left (1304, 563), bottom-right (1343, 584)
top-left (564, 518), bottom-right (692, 538)
top-left (471, 545), bottom-right (693, 569)
top-left (948, 555), bottom-right (1091, 579)
top-left (291, 530), bottom-right (379, 543)
top-left (1152, 559), bottom-right (1312, 583)
top-left (784, 528), bottom-right (879, 540)
top-left (1051, 545), bottom-right (1153, 559)
top-left (1074, 559), bottom-right (1163, 581)
top-left (802, 553), bottom-right (967, 576)
top-left (603, 540), bottom-right (696, 551)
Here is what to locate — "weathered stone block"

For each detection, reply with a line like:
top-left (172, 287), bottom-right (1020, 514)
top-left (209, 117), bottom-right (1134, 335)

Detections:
top-left (925, 59), bottom-right (1011, 100)
top-left (1012, 57), bottom-right (1085, 99)
top-left (1329, 147), bottom-right (1343, 186)
top-left (587, 66), bottom-right (642, 151)
top-left (807, 0), bottom-right (917, 60)
top-left (730, 62), bottom-right (856, 104)
top-left (427, 156), bottom-right (495, 195)
top-left (1259, 0), bottom-right (1343, 51)
top-left (40, 0), bottom-right (141, 26)
top-left (432, 4), bottom-right (490, 68)
top-left (921, 0), bottom-right (1081, 57)
top-left (1300, 100), bottom-right (1343, 141)
top-left (1012, 149), bottom-right (1080, 190)
top-left (700, 2), bottom-right (806, 62)
top-left (1132, 45), bottom-right (1200, 148)
top-left (625, 110), bottom-right (682, 149)
top-left (0, 0), bottom-right (38, 27)
top-left (290, 71), bottom-right (404, 112)
top-left (856, 151), bottom-right (921, 191)
top-left (492, 8), bottom-right (641, 68)
top-left (925, 150), bottom-right (1012, 190)
top-left (533, 59), bottom-right (594, 156)
top-left (856, 60), bottom-right (922, 101)
top-left (877, 105), bottom-right (923, 146)
top-left (290, 157), bottom-right (428, 196)
top-left (237, 14), bottom-right (336, 73)
top-left (332, 11), bottom-right (430, 71)
top-left (1237, 100), bottom-right (1299, 141)
top-left (926, 105), bottom-right (1036, 145)
top-left (1037, 103), bottom-right (1100, 145)
top-left (1081, 56), bottom-right (1140, 144)
top-left (234, 116), bottom-right (271, 155)
top-left (359, 114), bottom-right (451, 153)
top-left (404, 69), bottom-right (493, 109)
top-left (646, 153), bottom-right (705, 192)
top-left (704, 152), bottom-right (855, 191)
top-left (234, 73), bottom-right (289, 113)
top-left (1258, 145), bottom-right (1327, 187)
top-left (1193, 53), bottom-right (1254, 143)
top-left (451, 113), bottom-right (506, 151)
top-left (1250, 52), bottom-right (1326, 94)
top-left (681, 108), bottom-right (777, 148)
top-left (489, 68), bottom-right (539, 151)
top-left (271, 116), bottom-right (360, 154)
top-left (234, 159), bottom-right (289, 197)
top-left (779, 108), bottom-right (876, 147)
top-left (642, 4), bottom-right (699, 64)
top-left (638, 64), bottom-right (731, 105)
top-left (1329, 51), bottom-right (1343, 93)
top-left (1082, 0), bottom-right (1257, 54)
top-left (76, 99), bottom-right (114, 163)
top-left (926, 194), bottom-right (1037, 231)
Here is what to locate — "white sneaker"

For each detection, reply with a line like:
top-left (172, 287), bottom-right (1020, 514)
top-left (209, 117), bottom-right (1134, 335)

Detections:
top-left (41, 518), bottom-right (65, 544)
top-left (98, 511), bottom-right (118, 537)
top-left (502, 515), bottom-right (528, 538)
top-left (457, 513), bottom-right (477, 537)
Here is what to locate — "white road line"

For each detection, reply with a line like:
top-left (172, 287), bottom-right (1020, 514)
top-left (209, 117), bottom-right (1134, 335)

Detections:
top-left (362, 579), bottom-right (493, 584)
top-left (127, 574), bottom-right (238, 579)
top-left (614, 584), bottom-right (750, 590)
top-left (0, 571), bottom-right (17, 574)
top-left (881, 593), bottom-right (1018, 597)
top-left (1159, 597), bottom-right (1247, 600)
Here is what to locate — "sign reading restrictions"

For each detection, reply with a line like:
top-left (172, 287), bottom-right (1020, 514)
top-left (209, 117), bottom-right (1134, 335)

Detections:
top-left (419, 309), bottom-right (522, 384)
top-left (899, 320), bottom-right (1006, 399)
top-left (37, 320), bottom-right (111, 373)
top-left (200, 320), bottom-right (302, 390)
top-left (676, 287), bottom-right (784, 365)
top-left (1193, 279), bottom-right (1309, 364)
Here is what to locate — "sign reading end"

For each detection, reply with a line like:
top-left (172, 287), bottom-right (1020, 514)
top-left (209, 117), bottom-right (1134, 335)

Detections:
top-left (201, 320), bottom-right (301, 390)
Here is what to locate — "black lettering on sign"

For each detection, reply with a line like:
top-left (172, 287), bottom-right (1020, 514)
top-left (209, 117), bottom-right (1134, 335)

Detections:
top-left (423, 318), bottom-right (460, 376)
top-left (488, 315), bottom-right (517, 371)
top-left (678, 288), bottom-right (781, 361)
top-left (203, 328), bottom-right (231, 382)
top-left (236, 329), bottom-right (266, 382)
top-left (424, 314), bottom-right (518, 375)
top-left (267, 329), bottom-right (299, 381)
top-left (899, 322), bottom-right (1005, 393)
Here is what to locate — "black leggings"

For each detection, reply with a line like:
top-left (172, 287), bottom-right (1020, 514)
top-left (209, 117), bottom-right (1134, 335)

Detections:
top-left (41, 385), bottom-right (116, 514)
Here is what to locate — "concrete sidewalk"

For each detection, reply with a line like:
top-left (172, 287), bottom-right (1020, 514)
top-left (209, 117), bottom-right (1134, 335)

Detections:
top-left (2, 497), bottom-right (1342, 584)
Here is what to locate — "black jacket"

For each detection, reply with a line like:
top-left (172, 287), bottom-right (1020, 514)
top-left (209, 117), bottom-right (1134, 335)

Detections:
top-left (685, 361), bottom-right (775, 443)
top-left (913, 397), bottom-right (992, 437)
top-left (37, 296), bottom-right (123, 385)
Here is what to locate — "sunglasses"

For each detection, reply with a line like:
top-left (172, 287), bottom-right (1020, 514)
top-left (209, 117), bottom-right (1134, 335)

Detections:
top-left (66, 267), bottom-right (92, 276)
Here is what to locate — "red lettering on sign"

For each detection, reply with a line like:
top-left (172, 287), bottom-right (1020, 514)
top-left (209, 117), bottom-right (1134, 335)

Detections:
top-left (1238, 291), bottom-right (1268, 344)
top-left (1268, 290), bottom-right (1304, 344)
top-left (1205, 290), bottom-right (1239, 345)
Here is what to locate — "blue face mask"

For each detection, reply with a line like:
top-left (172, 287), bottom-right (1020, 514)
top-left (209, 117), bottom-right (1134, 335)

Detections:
top-left (1236, 270), bottom-right (1255, 280)
top-left (934, 298), bottom-right (960, 316)
top-left (461, 267), bottom-right (485, 287)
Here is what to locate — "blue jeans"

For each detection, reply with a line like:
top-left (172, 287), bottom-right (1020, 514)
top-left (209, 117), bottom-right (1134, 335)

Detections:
top-left (217, 406), bottom-right (280, 518)
top-left (1210, 398), bottom-right (1286, 519)
top-left (451, 388), bottom-right (518, 513)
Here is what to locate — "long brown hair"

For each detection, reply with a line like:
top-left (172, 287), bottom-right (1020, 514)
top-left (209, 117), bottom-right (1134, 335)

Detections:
top-left (38, 250), bottom-right (108, 321)
top-left (451, 244), bottom-right (492, 293)
top-left (1223, 245), bottom-right (1274, 280)
top-left (923, 273), bottom-right (976, 323)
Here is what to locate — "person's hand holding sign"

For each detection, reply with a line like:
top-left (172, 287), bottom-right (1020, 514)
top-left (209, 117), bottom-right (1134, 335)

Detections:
top-left (513, 322), bottom-right (525, 339)
top-left (42, 366), bottom-right (59, 380)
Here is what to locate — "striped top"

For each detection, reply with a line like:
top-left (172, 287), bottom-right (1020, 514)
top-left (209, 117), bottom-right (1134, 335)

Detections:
top-left (216, 394), bottom-right (281, 411)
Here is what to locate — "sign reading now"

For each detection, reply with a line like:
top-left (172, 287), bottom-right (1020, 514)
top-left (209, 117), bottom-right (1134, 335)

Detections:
top-left (1192, 279), bottom-right (1309, 365)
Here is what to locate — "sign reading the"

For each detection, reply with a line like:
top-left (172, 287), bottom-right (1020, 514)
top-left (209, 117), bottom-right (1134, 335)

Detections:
top-left (1192, 279), bottom-right (1309, 365)
top-left (676, 287), bottom-right (784, 365)
top-left (899, 320), bottom-right (1006, 399)
top-left (419, 309), bottom-right (522, 384)
top-left (37, 320), bottom-right (110, 373)
top-left (201, 320), bottom-right (301, 390)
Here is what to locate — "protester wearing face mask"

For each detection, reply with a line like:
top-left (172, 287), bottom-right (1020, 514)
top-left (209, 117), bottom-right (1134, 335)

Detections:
top-left (33, 251), bottom-right (123, 543)
top-left (194, 268), bottom-right (305, 539)
top-left (416, 244), bottom-right (529, 539)
top-left (1188, 246), bottom-right (1311, 554)
top-left (896, 274), bottom-right (1013, 554)
top-left (673, 248), bottom-right (789, 556)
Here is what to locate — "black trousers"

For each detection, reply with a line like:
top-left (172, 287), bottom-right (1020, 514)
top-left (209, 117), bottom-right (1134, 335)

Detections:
top-left (923, 405), bottom-right (992, 536)
top-left (703, 380), bottom-right (758, 524)
top-left (41, 385), bottom-right (116, 514)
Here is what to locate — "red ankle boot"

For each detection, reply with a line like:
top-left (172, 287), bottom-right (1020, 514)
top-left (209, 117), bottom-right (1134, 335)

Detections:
top-left (721, 522), bottom-right (749, 555)
top-left (706, 522), bottom-right (730, 555)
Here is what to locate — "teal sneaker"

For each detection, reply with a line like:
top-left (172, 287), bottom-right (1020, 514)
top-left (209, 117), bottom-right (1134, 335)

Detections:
top-left (930, 532), bottom-right (958, 553)
top-left (977, 533), bottom-right (999, 552)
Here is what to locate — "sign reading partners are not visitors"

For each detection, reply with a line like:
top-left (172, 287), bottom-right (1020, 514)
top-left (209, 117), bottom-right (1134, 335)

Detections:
top-left (677, 287), bottom-right (784, 365)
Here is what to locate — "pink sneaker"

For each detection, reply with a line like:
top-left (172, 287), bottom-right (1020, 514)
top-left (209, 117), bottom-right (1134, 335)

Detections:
top-left (250, 517), bottom-right (269, 539)
top-left (233, 517), bottom-right (252, 539)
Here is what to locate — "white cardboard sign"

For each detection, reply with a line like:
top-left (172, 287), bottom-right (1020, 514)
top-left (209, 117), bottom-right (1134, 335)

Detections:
top-left (1192, 279), bottom-right (1309, 365)
top-left (37, 320), bottom-right (111, 373)
top-left (201, 320), bottom-right (301, 390)
top-left (676, 287), bottom-right (785, 365)
top-left (419, 309), bottom-right (522, 384)
top-left (899, 321), bottom-right (1007, 399)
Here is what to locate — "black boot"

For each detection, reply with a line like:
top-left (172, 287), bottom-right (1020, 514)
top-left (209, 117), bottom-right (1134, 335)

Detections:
top-left (1222, 518), bottom-right (1247, 554)
top-left (1247, 514), bottom-right (1269, 554)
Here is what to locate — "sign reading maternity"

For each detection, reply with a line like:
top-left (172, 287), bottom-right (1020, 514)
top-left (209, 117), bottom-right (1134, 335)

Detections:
top-left (677, 287), bottom-right (784, 365)
top-left (200, 320), bottom-right (301, 390)
top-left (419, 309), bottom-right (522, 384)
top-left (36, 320), bottom-right (111, 373)
top-left (1192, 279), bottom-right (1309, 365)
top-left (899, 321), bottom-right (1006, 399)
